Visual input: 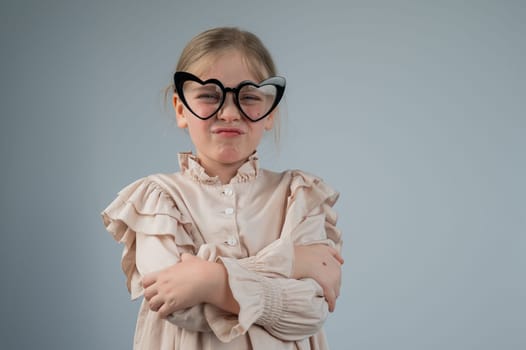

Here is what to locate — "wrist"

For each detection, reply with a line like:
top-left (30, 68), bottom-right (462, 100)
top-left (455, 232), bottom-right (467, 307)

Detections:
top-left (203, 262), bottom-right (227, 304)
top-left (292, 246), bottom-right (308, 279)
top-left (292, 261), bottom-right (302, 279)
top-left (204, 261), bottom-right (240, 314)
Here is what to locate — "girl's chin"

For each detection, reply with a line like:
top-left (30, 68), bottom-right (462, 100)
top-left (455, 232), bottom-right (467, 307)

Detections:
top-left (215, 151), bottom-right (252, 165)
top-left (197, 146), bottom-right (254, 166)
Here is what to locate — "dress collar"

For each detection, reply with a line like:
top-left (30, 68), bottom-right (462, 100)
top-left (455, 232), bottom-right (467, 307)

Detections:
top-left (178, 152), bottom-right (260, 185)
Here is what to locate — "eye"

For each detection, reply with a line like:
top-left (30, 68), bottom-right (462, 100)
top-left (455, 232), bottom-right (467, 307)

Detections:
top-left (191, 86), bottom-right (222, 104)
top-left (239, 87), bottom-right (264, 104)
top-left (197, 92), bottom-right (221, 103)
top-left (183, 81), bottom-right (222, 105)
top-left (240, 93), bottom-right (262, 102)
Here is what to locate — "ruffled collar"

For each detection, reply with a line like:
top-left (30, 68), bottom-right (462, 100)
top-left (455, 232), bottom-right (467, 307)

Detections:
top-left (178, 152), bottom-right (260, 185)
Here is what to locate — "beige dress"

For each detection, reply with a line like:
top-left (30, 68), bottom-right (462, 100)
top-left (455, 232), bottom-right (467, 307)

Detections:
top-left (102, 152), bottom-right (342, 349)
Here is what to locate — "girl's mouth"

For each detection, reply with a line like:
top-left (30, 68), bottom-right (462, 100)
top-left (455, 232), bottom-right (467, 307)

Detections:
top-left (213, 128), bottom-right (244, 136)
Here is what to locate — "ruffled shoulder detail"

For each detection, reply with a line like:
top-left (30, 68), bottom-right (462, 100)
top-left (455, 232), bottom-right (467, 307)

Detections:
top-left (283, 170), bottom-right (342, 246)
top-left (290, 169), bottom-right (338, 202)
top-left (101, 177), bottom-right (195, 298)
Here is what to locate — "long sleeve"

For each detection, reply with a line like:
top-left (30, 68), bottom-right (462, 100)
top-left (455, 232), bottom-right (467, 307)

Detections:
top-left (236, 170), bottom-right (341, 278)
top-left (101, 176), bottom-right (306, 335)
top-left (101, 177), bottom-right (213, 333)
top-left (136, 233), bottom-right (214, 333)
top-left (202, 171), bottom-right (342, 342)
top-left (102, 167), bottom-right (342, 348)
top-left (205, 257), bottom-right (328, 342)
top-left (172, 170), bottom-right (342, 340)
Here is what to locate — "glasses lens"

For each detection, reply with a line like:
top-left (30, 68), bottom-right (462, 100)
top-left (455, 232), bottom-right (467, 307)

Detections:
top-left (238, 84), bottom-right (278, 121)
top-left (182, 81), bottom-right (223, 119)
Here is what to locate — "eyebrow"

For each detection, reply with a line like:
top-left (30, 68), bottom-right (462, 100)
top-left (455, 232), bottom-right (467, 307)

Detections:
top-left (186, 84), bottom-right (219, 92)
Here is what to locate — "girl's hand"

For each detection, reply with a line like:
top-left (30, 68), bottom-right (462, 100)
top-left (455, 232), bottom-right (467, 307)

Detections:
top-left (142, 254), bottom-right (218, 318)
top-left (293, 244), bottom-right (344, 312)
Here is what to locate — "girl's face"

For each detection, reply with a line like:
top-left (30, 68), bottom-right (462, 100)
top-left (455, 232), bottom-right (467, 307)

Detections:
top-left (173, 50), bottom-right (275, 178)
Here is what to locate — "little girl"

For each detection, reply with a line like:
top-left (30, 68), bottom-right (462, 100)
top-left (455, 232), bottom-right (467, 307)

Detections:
top-left (102, 27), bottom-right (343, 349)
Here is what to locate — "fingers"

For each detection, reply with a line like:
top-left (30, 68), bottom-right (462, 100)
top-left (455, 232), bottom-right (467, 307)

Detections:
top-left (335, 252), bottom-right (344, 265)
top-left (143, 286), bottom-right (174, 317)
top-left (319, 250), bottom-right (342, 313)
top-left (327, 246), bottom-right (344, 265)
top-left (319, 278), bottom-right (340, 313)
top-left (323, 280), bottom-right (340, 313)
top-left (325, 289), bottom-right (336, 312)
top-left (143, 283), bottom-right (157, 301)
top-left (308, 244), bottom-right (344, 265)
top-left (180, 252), bottom-right (193, 261)
top-left (141, 271), bottom-right (159, 289)
top-left (148, 295), bottom-right (164, 313)
top-left (158, 302), bottom-right (176, 318)
top-left (181, 253), bottom-right (201, 264)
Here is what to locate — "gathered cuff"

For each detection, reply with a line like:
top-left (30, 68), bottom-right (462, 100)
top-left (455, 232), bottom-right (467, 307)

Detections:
top-left (237, 237), bottom-right (294, 278)
top-left (203, 257), bottom-right (283, 342)
top-left (166, 305), bottom-right (212, 332)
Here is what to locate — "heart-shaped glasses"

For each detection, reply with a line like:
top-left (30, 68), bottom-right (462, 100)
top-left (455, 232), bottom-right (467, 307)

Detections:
top-left (173, 72), bottom-right (286, 122)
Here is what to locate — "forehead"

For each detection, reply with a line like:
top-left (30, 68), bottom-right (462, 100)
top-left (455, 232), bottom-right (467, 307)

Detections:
top-left (187, 51), bottom-right (269, 83)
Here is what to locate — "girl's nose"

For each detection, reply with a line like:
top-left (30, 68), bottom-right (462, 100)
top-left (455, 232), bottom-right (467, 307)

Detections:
top-left (217, 94), bottom-right (241, 122)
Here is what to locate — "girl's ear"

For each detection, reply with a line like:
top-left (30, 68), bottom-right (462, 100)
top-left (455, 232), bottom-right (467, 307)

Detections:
top-left (173, 94), bottom-right (188, 128)
top-left (264, 111), bottom-right (275, 131)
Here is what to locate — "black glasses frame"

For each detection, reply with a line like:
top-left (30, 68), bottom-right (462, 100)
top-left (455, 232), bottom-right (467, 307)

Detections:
top-left (173, 71), bottom-right (286, 122)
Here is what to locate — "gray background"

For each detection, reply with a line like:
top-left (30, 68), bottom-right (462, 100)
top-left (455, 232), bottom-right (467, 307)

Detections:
top-left (1, 0), bottom-right (524, 349)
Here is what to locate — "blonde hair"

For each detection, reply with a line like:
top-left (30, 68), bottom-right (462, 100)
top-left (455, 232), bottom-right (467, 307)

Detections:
top-left (166, 27), bottom-right (283, 143)
top-left (177, 27), bottom-right (277, 80)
